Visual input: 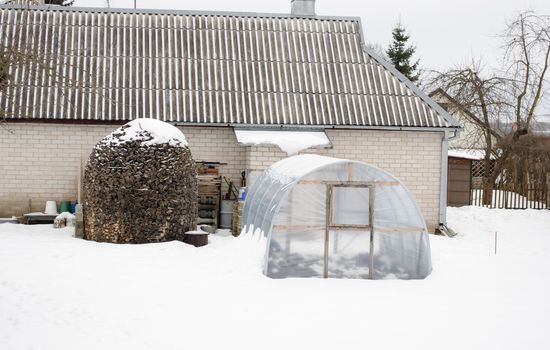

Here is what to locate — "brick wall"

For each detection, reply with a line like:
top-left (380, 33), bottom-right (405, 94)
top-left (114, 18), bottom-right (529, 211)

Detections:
top-left (0, 123), bottom-right (442, 231)
top-left (178, 126), bottom-right (246, 196)
top-left (245, 130), bottom-right (443, 231)
top-left (0, 123), bottom-right (115, 217)
top-left (0, 123), bottom-right (245, 217)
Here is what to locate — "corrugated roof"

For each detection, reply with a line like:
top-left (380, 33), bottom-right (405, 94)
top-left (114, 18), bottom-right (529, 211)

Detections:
top-left (0, 5), bottom-right (460, 128)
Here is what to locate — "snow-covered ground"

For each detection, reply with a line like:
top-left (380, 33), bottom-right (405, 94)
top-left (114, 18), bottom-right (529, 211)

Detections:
top-left (1, 207), bottom-right (549, 350)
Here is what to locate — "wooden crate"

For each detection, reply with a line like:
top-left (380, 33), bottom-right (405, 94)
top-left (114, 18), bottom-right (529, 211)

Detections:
top-left (197, 174), bottom-right (222, 227)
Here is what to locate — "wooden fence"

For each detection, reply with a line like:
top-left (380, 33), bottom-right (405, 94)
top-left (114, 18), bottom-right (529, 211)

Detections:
top-left (471, 184), bottom-right (549, 209)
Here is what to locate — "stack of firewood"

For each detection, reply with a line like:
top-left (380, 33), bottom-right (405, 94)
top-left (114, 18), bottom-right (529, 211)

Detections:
top-left (83, 125), bottom-right (197, 243)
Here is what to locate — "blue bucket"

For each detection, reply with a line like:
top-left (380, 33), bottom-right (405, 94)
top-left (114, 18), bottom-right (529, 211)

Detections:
top-left (239, 187), bottom-right (247, 201)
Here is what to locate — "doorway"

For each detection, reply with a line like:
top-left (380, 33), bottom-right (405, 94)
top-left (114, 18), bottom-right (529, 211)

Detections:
top-left (324, 182), bottom-right (375, 279)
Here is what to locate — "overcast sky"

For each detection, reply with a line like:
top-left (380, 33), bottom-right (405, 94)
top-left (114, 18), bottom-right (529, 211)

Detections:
top-left (75, 0), bottom-right (550, 118)
top-left (75, 0), bottom-right (549, 69)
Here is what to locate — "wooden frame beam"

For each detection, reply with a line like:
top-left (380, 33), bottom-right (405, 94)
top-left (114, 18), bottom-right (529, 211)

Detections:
top-left (272, 224), bottom-right (325, 233)
top-left (272, 224), bottom-right (423, 234)
top-left (298, 180), bottom-right (400, 187)
top-left (376, 226), bottom-right (424, 233)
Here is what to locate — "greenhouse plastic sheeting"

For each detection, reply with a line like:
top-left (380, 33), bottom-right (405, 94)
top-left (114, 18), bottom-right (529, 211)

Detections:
top-left (242, 154), bottom-right (432, 280)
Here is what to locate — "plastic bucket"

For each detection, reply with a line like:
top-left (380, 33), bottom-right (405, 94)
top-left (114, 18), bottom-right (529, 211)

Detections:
top-left (238, 187), bottom-right (247, 201)
top-left (44, 201), bottom-right (58, 215)
top-left (220, 200), bottom-right (236, 229)
top-left (59, 201), bottom-right (71, 213)
top-left (220, 212), bottom-right (232, 229)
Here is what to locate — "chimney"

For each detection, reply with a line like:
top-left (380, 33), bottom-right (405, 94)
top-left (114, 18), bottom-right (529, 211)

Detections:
top-left (291, 0), bottom-right (316, 16)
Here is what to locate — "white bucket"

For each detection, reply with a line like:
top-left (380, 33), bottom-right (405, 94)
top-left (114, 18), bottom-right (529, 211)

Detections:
top-left (44, 201), bottom-right (58, 215)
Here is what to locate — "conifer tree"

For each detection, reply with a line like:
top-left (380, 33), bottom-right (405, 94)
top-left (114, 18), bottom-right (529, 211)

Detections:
top-left (386, 23), bottom-right (421, 82)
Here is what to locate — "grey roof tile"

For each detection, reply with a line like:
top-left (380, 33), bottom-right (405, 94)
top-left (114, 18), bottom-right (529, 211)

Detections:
top-left (0, 5), bottom-right (459, 128)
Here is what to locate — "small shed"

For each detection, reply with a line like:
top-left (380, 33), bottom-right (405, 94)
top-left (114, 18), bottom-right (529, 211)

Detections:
top-left (243, 155), bottom-right (431, 280)
top-left (447, 150), bottom-right (476, 207)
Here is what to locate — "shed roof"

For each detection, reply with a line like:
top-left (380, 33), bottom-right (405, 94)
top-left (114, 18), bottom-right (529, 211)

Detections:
top-left (0, 5), bottom-right (460, 129)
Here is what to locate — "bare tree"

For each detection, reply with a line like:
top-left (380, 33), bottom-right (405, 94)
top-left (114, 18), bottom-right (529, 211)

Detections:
top-left (0, 4), bottom-right (107, 130)
top-left (429, 11), bottom-right (550, 202)
top-left (428, 60), bottom-right (508, 202)
top-left (0, 4), bottom-right (36, 130)
top-left (502, 12), bottom-right (550, 134)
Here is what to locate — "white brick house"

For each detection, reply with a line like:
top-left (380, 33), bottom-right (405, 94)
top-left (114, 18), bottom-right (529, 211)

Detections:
top-left (429, 88), bottom-right (499, 152)
top-left (0, 3), bottom-right (461, 232)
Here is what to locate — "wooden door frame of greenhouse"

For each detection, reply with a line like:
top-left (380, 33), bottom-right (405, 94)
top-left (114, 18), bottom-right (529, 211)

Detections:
top-left (324, 181), bottom-right (375, 279)
top-left (286, 177), bottom-right (423, 279)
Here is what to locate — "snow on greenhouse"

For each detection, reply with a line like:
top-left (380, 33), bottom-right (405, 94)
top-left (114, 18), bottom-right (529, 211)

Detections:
top-left (243, 155), bottom-right (432, 280)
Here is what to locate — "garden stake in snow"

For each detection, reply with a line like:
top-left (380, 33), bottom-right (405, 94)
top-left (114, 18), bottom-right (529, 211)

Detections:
top-left (495, 232), bottom-right (498, 255)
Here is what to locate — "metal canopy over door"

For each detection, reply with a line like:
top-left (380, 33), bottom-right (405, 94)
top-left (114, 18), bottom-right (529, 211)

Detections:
top-left (324, 182), bottom-right (375, 279)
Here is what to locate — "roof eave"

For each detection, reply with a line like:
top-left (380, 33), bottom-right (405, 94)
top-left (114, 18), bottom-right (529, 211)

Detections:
top-left (185, 122), bottom-right (462, 133)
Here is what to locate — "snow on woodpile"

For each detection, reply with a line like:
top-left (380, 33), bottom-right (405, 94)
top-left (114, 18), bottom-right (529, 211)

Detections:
top-left (84, 118), bottom-right (197, 243)
top-left (103, 118), bottom-right (188, 148)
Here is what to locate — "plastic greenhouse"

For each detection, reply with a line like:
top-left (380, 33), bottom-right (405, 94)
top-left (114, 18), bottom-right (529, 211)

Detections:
top-left (242, 155), bottom-right (432, 280)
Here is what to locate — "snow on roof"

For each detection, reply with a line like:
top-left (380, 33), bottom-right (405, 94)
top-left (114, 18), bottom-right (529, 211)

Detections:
top-left (448, 149), bottom-right (486, 160)
top-left (103, 118), bottom-right (188, 148)
top-left (234, 130), bottom-right (331, 155)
